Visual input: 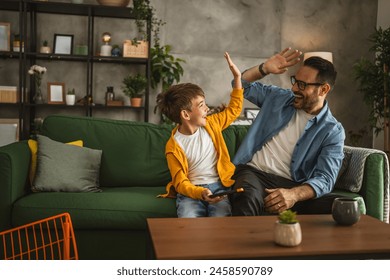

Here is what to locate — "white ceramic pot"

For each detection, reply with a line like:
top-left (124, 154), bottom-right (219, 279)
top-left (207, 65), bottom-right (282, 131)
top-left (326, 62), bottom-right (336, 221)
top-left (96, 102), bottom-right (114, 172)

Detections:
top-left (274, 221), bottom-right (302, 247)
top-left (66, 95), bottom-right (76, 106)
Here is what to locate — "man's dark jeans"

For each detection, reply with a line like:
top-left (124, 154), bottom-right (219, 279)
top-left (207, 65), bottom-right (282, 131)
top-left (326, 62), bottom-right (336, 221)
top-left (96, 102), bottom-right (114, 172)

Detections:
top-left (230, 164), bottom-right (341, 216)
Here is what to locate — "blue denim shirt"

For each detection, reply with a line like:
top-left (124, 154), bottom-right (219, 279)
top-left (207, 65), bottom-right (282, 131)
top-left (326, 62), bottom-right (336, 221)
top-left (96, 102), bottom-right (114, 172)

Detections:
top-left (234, 80), bottom-right (345, 197)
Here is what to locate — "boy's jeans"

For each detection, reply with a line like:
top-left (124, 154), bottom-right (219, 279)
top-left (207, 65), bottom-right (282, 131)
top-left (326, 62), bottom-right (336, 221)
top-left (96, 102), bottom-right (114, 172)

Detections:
top-left (176, 182), bottom-right (231, 217)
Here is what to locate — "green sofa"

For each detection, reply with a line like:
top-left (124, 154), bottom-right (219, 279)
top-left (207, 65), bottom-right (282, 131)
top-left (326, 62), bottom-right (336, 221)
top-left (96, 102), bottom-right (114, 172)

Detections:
top-left (0, 115), bottom-right (388, 259)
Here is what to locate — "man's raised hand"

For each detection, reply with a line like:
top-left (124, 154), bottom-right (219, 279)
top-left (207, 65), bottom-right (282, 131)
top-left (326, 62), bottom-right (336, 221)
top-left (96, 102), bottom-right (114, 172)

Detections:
top-left (263, 47), bottom-right (302, 75)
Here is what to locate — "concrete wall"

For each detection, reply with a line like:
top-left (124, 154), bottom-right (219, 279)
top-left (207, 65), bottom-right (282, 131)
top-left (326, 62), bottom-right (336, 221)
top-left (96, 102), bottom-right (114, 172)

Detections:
top-left (1, 0), bottom-right (383, 147)
top-left (150, 0), bottom-right (379, 147)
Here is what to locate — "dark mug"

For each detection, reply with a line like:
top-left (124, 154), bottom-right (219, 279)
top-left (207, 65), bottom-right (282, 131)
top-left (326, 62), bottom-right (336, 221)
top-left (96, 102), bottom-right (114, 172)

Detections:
top-left (332, 198), bottom-right (361, 226)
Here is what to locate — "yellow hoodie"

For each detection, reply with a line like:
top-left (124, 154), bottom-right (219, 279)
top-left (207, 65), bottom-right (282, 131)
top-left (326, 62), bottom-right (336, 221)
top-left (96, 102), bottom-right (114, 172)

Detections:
top-left (159, 88), bottom-right (244, 200)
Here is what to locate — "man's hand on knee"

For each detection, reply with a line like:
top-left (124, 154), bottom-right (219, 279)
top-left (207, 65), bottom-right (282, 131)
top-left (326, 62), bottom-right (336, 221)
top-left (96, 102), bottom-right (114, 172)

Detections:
top-left (264, 188), bottom-right (297, 213)
top-left (264, 184), bottom-right (316, 213)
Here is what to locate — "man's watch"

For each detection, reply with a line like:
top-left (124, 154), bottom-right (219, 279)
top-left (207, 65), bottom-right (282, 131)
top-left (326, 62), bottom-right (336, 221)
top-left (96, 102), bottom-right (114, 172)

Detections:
top-left (259, 63), bottom-right (268, 77)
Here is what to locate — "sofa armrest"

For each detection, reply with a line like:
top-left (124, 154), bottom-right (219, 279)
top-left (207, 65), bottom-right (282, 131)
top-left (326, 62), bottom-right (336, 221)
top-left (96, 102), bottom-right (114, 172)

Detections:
top-left (335, 145), bottom-right (389, 223)
top-left (360, 152), bottom-right (389, 223)
top-left (0, 141), bottom-right (30, 230)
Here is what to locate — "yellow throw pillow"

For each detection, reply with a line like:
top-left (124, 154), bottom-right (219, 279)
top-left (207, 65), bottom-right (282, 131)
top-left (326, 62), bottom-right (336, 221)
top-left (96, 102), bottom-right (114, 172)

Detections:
top-left (28, 138), bottom-right (83, 184)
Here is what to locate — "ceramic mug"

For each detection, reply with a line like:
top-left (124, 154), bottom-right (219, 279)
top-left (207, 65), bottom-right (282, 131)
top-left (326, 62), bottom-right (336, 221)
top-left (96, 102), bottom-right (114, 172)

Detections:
top-left (332, 198), bottom-right (361, 226)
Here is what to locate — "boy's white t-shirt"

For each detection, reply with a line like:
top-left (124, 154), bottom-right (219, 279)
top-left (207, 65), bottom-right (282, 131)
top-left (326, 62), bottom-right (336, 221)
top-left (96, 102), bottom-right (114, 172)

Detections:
top-left (248, 109), bottom-right (314, 179)
top-left (174, 127), bottom-right (219, 185)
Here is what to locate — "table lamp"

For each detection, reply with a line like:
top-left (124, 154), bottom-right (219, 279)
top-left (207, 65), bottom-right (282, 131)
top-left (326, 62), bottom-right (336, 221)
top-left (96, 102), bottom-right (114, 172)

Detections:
top-left (100, 32), bottom-right (112, 56)
top-left (303, 52), bottom-right (333, 63)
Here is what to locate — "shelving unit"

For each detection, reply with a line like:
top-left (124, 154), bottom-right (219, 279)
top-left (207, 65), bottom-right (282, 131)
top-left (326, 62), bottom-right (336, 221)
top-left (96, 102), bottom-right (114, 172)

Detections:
top-left (0, 0), bottom-right (151, 140)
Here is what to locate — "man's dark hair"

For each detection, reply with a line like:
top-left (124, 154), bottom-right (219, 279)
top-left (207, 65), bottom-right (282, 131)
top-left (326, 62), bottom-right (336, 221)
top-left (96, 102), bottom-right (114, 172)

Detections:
top-left (156, 83), bottom-right (205, 124)
top-left (304, 56), bottom-right (337, 88)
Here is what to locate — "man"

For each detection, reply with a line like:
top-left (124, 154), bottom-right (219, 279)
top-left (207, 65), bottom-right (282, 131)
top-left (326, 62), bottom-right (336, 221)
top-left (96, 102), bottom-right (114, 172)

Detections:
top-left (231, 47), bottom-right (345, 216)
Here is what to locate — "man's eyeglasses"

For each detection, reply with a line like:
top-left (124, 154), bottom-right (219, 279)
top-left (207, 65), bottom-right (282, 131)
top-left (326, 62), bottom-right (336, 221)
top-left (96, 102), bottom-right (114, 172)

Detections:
top-left (290, 76), bottom-right (324, 91)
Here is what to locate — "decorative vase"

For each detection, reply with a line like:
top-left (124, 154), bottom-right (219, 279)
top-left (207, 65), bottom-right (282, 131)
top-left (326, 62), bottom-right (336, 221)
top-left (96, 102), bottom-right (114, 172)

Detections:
top-left (274, 221), bottom-right (302, 247)
top-left (111, 46), bottom-right (121, 57)
top-left (66, 95), bottom-right (76, 106)
top-left (33, 86), bottom-right (44, 104)
top-left (332, 198), bottom-right (361, 226)
top-left (130, 97), bottom-right (142, 107)
top-left (105, 86), bottom-right (115, 105)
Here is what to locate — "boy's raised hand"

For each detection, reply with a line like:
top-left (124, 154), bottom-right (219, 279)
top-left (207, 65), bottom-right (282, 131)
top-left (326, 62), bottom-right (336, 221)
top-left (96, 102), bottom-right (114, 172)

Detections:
top-left (224, 52), bottom-right (242, 89)
top-left (224, 52), bottom-right (241, 78)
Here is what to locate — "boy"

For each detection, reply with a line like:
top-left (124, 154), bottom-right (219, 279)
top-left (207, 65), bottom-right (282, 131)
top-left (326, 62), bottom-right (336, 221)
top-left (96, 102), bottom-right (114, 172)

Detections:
top-left (156, 52), bottom-right (243, 217)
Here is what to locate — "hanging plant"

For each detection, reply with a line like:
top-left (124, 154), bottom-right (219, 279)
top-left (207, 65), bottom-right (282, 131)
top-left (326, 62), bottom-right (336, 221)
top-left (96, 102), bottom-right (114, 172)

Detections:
top-left (132, 0), bottom-right (185, 90)
top-left (132, 0), bottom-right (152, 43)
top-left (132, 0), bottom-right (186, 123)
top-left (353, 27), bottom-right (390, 136)
top-left (132, 0), bottom-right (165, 47)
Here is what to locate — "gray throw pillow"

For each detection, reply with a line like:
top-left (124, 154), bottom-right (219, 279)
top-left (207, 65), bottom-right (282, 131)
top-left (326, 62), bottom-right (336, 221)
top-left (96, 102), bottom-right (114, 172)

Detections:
top-left (334, 151), bottom-right (353, 191)
top-left (336, 151), bottom-right (352, 180)
top-left (32, 135), bottom-right (102, 192)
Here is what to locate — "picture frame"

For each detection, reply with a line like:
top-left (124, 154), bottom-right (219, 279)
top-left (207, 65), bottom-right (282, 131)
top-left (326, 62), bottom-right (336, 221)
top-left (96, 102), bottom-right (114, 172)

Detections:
top-left (0, 118), bottom-right (19, 146)
top-left (53, 34), bottom-right (73, 55)
top-left (0, 22), bottom-right (11, 51)
top-left (47, 82), bottom-right (65, 104)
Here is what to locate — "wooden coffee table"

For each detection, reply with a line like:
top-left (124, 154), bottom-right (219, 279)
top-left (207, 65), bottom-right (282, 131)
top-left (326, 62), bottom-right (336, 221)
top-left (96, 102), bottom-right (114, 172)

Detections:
top-left (147, 215), bottom-right (390, 259)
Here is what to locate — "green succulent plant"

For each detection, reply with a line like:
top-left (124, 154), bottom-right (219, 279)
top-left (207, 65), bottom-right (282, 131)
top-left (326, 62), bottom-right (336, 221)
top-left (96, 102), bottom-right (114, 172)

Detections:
top-left (67, 88), bottom-right (75, 95)
top-left (278, 210), bottom-right (298, 224)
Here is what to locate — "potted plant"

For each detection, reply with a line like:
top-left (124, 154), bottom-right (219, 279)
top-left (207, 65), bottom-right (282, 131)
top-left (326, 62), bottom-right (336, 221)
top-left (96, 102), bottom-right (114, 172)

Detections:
top-left (274, 210), bottom-right (302, 247)
top-left (66, 88), bottom-right (76, 106)
top-left (111, 44), bottom-right (121, 57)
top-left (353, 27), bottom-right (390, 148)
top-left (122, 73), bottom-right (147, 107)
top-left (40, 40), bottom-right (51, 54)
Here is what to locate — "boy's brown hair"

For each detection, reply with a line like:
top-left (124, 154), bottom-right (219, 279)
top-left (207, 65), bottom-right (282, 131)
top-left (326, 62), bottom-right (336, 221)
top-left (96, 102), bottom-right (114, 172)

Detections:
top-left (156, 83), bottom-right (205, 124)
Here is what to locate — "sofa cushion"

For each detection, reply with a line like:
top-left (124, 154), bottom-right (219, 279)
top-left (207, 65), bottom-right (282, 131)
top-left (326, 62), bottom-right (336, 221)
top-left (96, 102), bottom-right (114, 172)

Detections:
top-left (11, 187), bottom-right (177, 230)
top-left (32, 135), bottom-right (102, 193)
top-left (334, 146), bottom-right (388, 194)
top-left (336, 151), bottom-right (352, 181)
top-left (27, 138), bottom-right (83, 185)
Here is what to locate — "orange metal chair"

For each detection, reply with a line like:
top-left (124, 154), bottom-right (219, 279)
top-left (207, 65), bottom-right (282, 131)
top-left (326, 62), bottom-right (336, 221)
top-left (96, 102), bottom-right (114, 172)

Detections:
top-left (0, 213), bottom-right (78, 260)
